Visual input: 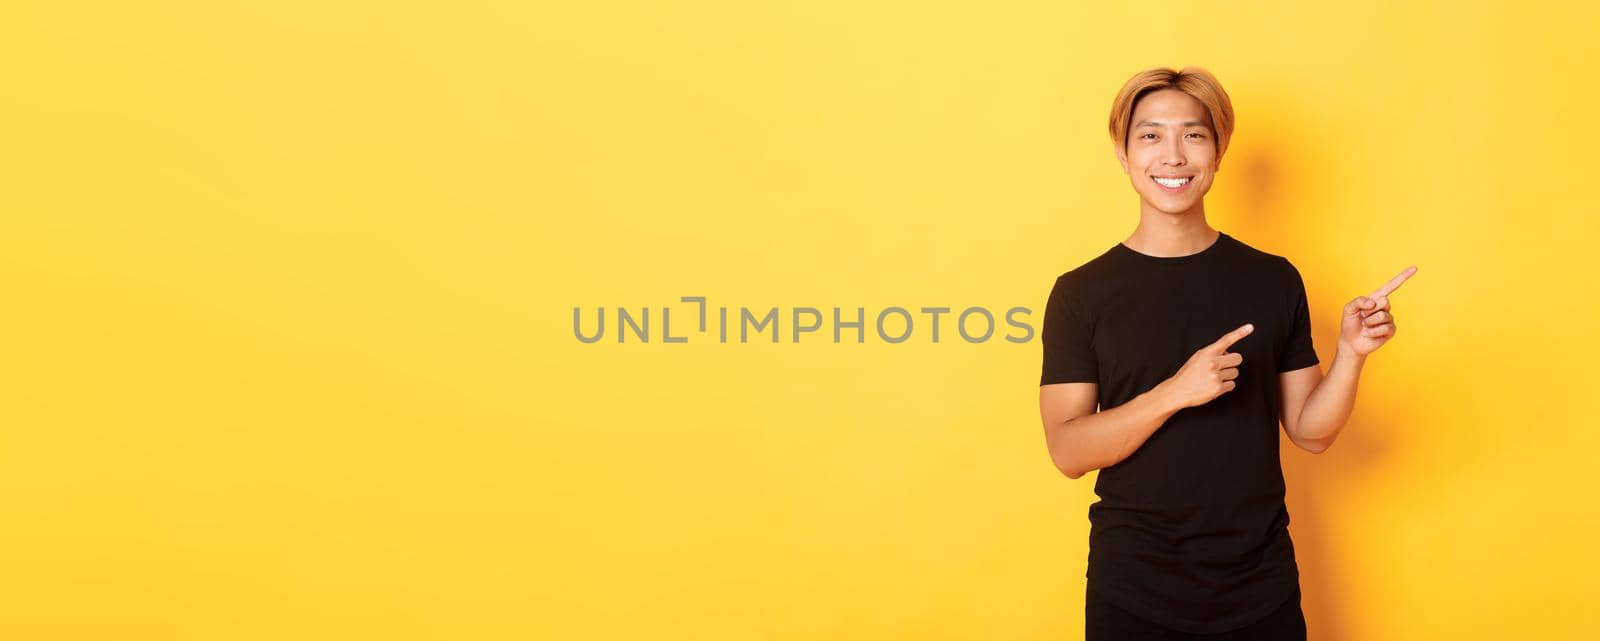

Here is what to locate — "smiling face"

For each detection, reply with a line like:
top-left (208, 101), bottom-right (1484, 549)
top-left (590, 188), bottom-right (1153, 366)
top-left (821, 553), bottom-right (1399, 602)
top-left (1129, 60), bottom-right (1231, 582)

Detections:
top-left (1115, 88), bottom-right (1220, 216)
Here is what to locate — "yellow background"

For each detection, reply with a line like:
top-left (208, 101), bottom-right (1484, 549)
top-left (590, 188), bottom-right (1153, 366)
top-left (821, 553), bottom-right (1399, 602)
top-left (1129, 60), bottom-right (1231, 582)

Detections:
top-left (3, 2), bottom-right (1597, 639)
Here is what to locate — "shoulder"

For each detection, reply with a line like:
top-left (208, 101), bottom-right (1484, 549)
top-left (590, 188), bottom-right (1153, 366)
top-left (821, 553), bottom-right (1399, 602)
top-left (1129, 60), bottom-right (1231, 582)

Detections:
top-left (1052, 245), bottom-right (1121, 290)
top-left (1046, 251), bottom-right (1119, 315)
top-left (1222, 233), bottom-right (1304, 282)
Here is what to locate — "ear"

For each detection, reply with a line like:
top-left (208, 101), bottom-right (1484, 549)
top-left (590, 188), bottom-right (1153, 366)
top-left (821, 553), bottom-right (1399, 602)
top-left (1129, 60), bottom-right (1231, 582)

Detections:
top-left (1114, 144), bottom-right (1129, 175)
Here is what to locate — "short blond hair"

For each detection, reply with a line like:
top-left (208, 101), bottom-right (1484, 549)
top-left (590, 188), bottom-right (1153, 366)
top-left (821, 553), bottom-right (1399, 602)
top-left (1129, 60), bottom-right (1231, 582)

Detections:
top-left (1109, 67), bottom-right (1235, 162)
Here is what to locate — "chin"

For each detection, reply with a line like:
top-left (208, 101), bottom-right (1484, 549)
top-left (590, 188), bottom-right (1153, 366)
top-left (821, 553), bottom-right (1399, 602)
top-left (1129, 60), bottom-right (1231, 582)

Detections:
top-left (1145, 198), bottom-right (1203, 216)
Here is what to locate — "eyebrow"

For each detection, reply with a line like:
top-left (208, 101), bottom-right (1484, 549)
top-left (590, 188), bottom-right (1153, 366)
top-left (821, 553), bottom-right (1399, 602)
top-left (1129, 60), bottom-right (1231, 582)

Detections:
top-left (1134, 120), bottom-right (1209, 128)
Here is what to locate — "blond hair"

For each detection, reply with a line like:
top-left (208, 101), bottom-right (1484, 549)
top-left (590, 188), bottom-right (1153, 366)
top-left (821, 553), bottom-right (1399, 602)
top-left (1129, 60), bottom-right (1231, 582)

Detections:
top-left (1109, 67), bottom-right (1235, 162)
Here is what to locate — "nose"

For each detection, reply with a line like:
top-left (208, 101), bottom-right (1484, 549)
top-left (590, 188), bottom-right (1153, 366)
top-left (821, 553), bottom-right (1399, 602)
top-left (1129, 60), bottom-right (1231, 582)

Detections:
top-left (1161, 135), bottom-right (1187, 167)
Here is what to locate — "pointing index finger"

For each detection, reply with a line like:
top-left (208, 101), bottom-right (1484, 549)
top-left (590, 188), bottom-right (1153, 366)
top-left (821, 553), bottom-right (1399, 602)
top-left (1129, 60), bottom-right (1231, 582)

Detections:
top-left (1370, 265), bottom-right (1418, 298)
top-left (1210, 323), bottom-right (1254, 352)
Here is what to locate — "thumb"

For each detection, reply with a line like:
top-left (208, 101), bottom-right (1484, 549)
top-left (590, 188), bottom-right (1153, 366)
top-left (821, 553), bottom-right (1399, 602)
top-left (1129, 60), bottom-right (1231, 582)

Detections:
top-left (1210, 323), bottom-right (1254, 352)
top-left (1344, 296), bottom-right (1375, 316)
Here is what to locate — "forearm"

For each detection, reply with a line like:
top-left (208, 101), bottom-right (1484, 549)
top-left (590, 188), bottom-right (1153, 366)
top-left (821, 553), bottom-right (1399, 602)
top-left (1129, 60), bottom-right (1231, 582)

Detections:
top-left (1047, 384), bottom-right (1185, 478)
top-left (1291, 344), bottom-right (1367, 448)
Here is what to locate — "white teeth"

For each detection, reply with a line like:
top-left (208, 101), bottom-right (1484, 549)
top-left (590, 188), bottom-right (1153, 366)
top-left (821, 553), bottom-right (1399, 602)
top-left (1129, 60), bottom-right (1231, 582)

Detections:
top-left (1154, 176), bottom-right (1191, 188)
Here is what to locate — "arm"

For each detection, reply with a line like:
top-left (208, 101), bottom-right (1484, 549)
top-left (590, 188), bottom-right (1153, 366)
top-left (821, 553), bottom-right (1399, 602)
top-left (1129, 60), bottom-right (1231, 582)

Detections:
top-left (1039, 382), bottom-right (1184, 479)
top-left (1277, 346), bottom-right (1365, 454)
top-left (1040, 323), bottom-right (1255, 478)
top-left (1278, 265), bottom-right (1416, 453)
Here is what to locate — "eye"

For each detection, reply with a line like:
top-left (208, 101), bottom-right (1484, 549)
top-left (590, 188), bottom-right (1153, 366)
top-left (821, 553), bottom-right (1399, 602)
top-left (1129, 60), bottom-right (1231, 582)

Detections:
top-left (1140, 133), bottom-right (1156, 140)
top-left (1186, 132), bottom-right (1207, 140)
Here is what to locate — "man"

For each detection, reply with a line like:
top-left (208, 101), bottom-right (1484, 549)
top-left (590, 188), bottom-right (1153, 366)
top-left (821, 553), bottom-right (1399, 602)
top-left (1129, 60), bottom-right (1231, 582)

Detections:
top-left (1037, 66), bottom-right (1416, 639)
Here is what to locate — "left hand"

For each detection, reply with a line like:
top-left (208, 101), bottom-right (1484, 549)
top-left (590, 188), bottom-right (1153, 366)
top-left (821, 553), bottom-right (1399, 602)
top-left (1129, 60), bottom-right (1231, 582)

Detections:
top-left (1338, 265), bottom-right (1418, 358)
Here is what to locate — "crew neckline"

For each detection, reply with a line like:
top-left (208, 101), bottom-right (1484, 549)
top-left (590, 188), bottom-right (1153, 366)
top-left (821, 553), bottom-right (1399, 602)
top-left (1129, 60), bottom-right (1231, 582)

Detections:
top-left (1115, 231), bottom-right (1228, 261)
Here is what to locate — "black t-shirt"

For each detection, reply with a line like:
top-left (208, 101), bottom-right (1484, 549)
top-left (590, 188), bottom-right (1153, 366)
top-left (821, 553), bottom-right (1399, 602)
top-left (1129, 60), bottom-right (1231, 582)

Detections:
top-left (1039, 231), bottom-right (1319, 634)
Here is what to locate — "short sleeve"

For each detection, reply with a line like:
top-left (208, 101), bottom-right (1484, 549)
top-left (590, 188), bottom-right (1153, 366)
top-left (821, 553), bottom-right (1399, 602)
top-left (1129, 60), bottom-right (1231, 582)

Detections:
top-left (1040, 275), bottom-right (1099, 385)
top-left (1278, 260), bottom-right (1320, 373)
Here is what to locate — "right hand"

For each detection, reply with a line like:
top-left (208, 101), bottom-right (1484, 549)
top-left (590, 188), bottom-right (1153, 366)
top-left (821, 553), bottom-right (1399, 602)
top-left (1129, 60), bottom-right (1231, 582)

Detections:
top-left (1160, 323), bottom-right (1253, 409)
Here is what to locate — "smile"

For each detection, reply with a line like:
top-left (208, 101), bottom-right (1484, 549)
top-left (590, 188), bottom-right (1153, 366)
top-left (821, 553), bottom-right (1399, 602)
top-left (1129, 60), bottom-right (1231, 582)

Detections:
top-left (1152, 175), bottom-right (1194, 191)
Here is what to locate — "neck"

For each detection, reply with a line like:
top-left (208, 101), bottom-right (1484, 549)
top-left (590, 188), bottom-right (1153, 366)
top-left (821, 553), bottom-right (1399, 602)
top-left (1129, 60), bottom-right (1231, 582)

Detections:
top-left (1123, 200), bottom-right (1217, 257)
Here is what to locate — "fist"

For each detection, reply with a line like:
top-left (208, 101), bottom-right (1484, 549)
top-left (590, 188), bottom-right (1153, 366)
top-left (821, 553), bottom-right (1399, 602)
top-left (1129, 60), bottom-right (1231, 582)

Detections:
top-left (1162, 323), bottom-right (1253, 409)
